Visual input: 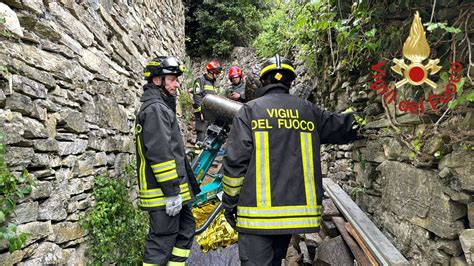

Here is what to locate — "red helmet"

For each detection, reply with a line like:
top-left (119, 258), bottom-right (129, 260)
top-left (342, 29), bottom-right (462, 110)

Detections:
top-left (228, 66), bottom-right (243, 80)
top-left (206, 60), bottom-right (222, 74)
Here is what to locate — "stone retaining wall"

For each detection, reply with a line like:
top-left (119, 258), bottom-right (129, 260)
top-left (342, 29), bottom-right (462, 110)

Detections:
top-left (0, 0), bottom-right (185, 264)
top-left (289, 5), bottom-right (473, 263)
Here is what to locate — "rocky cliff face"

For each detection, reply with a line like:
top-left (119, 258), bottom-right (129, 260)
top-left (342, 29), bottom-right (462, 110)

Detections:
top-left (0, 0), bottom-right (185, 264)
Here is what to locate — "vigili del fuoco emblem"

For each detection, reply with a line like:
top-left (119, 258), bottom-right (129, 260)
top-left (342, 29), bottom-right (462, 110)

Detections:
top-left (391, 11), bottom-right (442, 89)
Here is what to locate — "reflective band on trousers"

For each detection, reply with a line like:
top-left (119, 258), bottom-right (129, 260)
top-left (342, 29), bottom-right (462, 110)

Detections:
top-left (300, 132), bottom-right (317, 206)
top-left (255, 131), bottom-right (271, 207)
top-left (172, 247), bottom-right (190, 257)
top-left (238, 205), bottom-right (321, 217)
top-left (237, 216), bottom-right (320, 229)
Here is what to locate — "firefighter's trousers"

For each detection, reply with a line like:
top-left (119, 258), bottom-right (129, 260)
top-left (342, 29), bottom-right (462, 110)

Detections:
top-left (143, 205), bottom-right (195, 265)
top-left (238, 233), bottom-right (292, 266)
top-left (194, 114), bottom-right (209, 143)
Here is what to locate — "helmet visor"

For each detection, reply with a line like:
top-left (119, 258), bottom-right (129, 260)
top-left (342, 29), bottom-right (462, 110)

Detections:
top-left (161, 57), bottom-right (184, 76)
top-left (162, 57), bottom-right (180, 68)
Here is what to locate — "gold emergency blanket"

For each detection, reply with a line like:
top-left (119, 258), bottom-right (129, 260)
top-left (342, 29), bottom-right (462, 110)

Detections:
top-left (192, 201), bottom-right (238, 252)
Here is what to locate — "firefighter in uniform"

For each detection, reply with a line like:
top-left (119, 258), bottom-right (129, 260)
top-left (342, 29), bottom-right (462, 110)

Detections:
top-left (136, 56), bottom-right (200, 266)
top-left (225, 66), bottom-right (247, 103)
top-left (192, 60), bottom-right (222, 143)
top-left (222, 55), bottom-right (361, 265)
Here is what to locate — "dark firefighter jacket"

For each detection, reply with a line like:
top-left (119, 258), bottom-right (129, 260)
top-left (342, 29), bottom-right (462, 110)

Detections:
top-left (135, 83), bottom-right (200, 211)
top-left (222, 83), bottom-right (358, 235)
top-left (193, 74), bottom-right (219, 113)
top-left (225, 80), bottom-right (247, 103)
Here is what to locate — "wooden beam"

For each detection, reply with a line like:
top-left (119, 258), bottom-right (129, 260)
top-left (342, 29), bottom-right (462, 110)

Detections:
top-left (332, 216), bottom-right (371, 266)
top-left (346, 222), bottom-right (379, 266)
top-left (323, 178), bottom-right (408, 265)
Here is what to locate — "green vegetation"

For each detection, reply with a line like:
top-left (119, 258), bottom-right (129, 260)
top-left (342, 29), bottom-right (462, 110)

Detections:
top-left (254, 0), bottom-right (379, 75)
top-left (178, 62), bottom-right (196, 125)
top-left (445, 75), bottom-right (471, 110)
top-left (351, 185), bottom-right (365, 198)
top-left (184, 0), bottom-right (266, 57)
top-left (252, 0), bottom-right (471, 167)
top-left (0, 17), bottom-right (12, 38)
top-left (0, 134), bottom-right (35, 253)
top-left (253, 1), bottom-right (469, 97)
top-left (409, 131), bottom-right (423, 159)
top-left (80, 164), bottom-right (148, 264)
top-left (178, 88), bottom-right (194, 125)
top-left (424, 22), bottom-right (462, 34)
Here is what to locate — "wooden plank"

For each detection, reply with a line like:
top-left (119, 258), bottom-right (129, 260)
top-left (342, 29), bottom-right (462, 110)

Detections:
top-left (332, 216), bottom-right (371, 266)
top-left (323, 178), bottom-right (408, 265)
top-left (346, 222), bottom-right (379, 266)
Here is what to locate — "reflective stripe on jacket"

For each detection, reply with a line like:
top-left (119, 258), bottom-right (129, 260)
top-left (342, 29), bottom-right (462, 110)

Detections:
top-left (193, 75), bottom-right (218, 112)
top-left (223, 84), bottom-right (357, 235)
top-left (135, 84), bottom-right (192, 210)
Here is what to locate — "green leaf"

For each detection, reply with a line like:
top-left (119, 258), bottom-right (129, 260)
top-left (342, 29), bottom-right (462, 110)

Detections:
top-left (448, 99), bottom-right (459, 109)
top-left (440, 72), bottom-right (449, 81)
top-left (21, 186), bottom-right (32, 195)
top-left (319, 21), bottom-right (329, 30)
top-left (467, 90), bottom-right (474, 102)
top-left (17, 174), bottom-right (25, 183)
top-left (424, 22), bottom-right (444, 32)
top-left (365, 28), bottom-right (376, 37)
top-left (424, 22), bottom-right (461, 34)
top-left (445, 26), bottom-right (462, 34)
top-left (0, 210), bottom-right (5, 223)
top-left (366, 42), bottom-right (378, 51)
top-left (15, 190), bottom-right (24, 199)
top-left (455, 78), bottom-right (465, 96)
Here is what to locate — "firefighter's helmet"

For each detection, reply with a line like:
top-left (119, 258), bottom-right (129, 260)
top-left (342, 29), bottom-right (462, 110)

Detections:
top-left (144, 56), bottom-right (185, 80)
top-left (228, 66), bottom-right (243, 80)
top-left (206, 60), bottom-right (223, 74)
top-left (259, 54), bottom-right (296, 84)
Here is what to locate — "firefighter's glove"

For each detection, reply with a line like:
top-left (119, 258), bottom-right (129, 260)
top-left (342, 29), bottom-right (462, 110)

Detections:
top-left (352, 113), bottom-right (366, 129)
top-left (224, 207), bottom-right (237, 229)
top-left (165, 195), bottom-right (182, 217)
top-left (342, 107), bottom-right (366, 129)
top-left (193, 103), bottom-right (201, 114)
